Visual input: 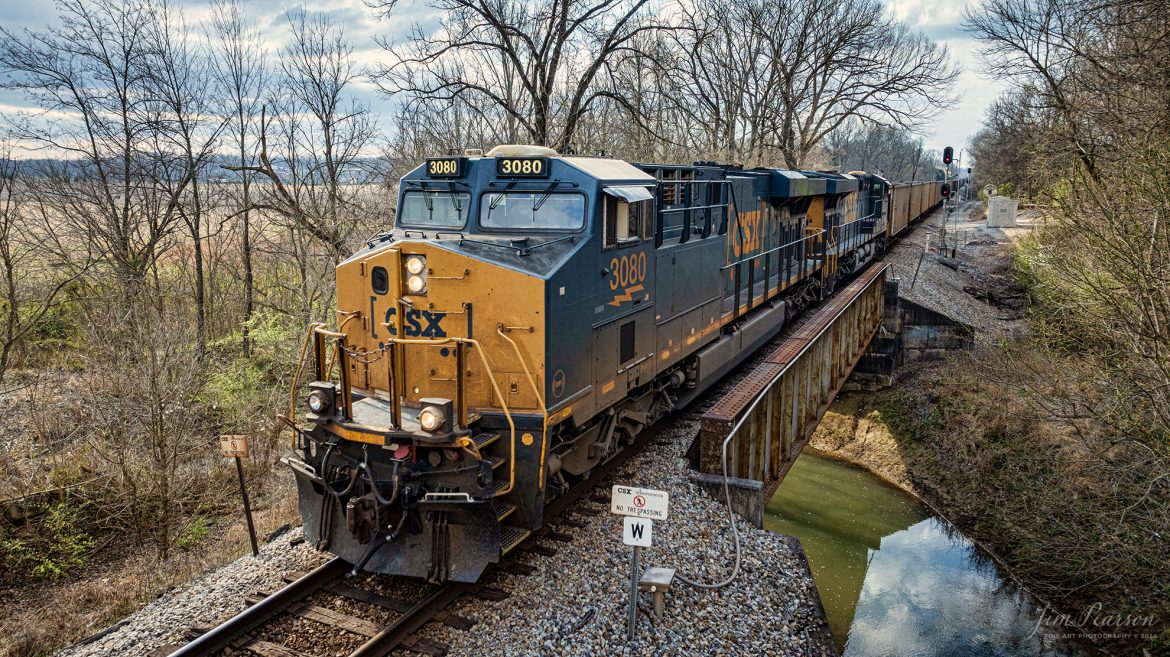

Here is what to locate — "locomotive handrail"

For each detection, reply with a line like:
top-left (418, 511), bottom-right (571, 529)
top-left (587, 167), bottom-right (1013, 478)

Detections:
top-left (314, 325), bottom-right (354, 420)
top-left (288, 322), bottom-right (326, 440)
top-left (313, 327), bottom-right (349, 339)
top-left (657, 202), bottom-right (727, 214)
top-left (386, 335), bottom-right (520, 498)
top-left (725, 228), bottom-right (825, 317)
top-left (496, 326), bottom-right (550, 488)
top-left (286, 322), bottom-right (359, 437)
top-left (655, 178), bottom-right (731, 245)
top-left (719, 229), bottom-right (823, 271)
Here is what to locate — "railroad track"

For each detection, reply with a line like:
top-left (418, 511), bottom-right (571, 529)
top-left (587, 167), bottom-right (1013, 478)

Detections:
top-left (165, 423), bottom-right (660, 657)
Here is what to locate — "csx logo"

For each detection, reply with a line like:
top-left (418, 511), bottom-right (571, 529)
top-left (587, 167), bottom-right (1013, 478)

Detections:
top-left (732, 210), bottom-right (763, 257)
top-left (383, 307), bottom-right (447, 337)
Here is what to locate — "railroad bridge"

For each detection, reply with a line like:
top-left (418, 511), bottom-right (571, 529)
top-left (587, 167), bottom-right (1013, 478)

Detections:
top-left (689, 262), bottom-right (968, 526)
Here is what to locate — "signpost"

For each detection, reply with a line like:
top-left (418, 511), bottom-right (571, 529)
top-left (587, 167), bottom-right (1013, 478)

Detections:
top-left (612, 485), bottom-right (669, 640)
top-left (220, 435), bottom-right (258, 557)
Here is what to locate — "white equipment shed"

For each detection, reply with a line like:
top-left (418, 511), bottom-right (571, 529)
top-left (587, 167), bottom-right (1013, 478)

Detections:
top-left (987, 196), bottom-right (1019, 227)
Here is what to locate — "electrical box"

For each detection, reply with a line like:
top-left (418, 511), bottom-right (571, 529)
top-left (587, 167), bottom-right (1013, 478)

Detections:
top-left (986, 196), bottom-right (1018, 227)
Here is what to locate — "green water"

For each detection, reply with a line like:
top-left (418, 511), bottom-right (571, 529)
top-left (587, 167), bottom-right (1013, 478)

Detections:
top-left (766, 450), bottom-right (1092, 657)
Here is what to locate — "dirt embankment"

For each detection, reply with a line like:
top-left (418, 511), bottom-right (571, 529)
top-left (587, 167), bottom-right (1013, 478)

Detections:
top-left (812, 200), bottom-right (1036, 498)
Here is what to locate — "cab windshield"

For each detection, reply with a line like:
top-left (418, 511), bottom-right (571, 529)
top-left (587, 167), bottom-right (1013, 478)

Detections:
top-left (399, 190), bottom-right (470, 228)
top-left (480, 192), bottom-right (585, 231)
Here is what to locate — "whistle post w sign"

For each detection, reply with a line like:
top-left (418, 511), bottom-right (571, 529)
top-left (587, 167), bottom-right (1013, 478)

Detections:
top-left (613, 485), bottom-right (669, 642)
top-left (623, 516), bottom-right (653, 547)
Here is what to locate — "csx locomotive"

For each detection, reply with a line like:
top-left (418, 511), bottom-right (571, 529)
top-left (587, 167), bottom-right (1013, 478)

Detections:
top-left (286, 145), bottom-right (940, 582)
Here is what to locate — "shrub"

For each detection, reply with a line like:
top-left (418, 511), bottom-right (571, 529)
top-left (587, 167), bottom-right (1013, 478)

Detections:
top-left (0, 502), bottom-right (95, 583)
top-left (175, 516), bottom-right (213, 551)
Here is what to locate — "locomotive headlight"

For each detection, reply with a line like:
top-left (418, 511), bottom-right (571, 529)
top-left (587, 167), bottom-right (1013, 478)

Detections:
top-left (419, 405), bottom-right (445, 433)
top-left (404, 256), bottom-right (427, 295)
top-left (307, 390), bottom-right (329, 414)
top-left (405, 274), bottom-right (427, 294)
top-left (405, 255), bottom-right (426, 275)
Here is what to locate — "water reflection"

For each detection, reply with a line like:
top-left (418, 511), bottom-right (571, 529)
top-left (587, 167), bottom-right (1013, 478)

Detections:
top-left (765, 450), bottom-right (1091, 657)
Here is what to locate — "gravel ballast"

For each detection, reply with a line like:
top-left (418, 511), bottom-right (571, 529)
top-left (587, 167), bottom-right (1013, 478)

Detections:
top-left (881, 200), bottom-right (1036, 344)
top-left (423, 403), bottom-right (837, 657)
top-left (54, 530), bottom-right (327, 657)
top-left (51, 386), bottom-right (836, 657)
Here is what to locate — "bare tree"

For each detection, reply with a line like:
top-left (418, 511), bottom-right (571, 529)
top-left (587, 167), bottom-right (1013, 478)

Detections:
top-left (147, 0), bottom-right (228, 358)
top-left (671, 0), bottom-right (958, 168)
top-left (209, 0), bottom-right (266, 356)
top-left (0, 0), bottom-right (195, 291)
top-left (369, 0), bottom-right (671, 150)
top-left (825, 122), bottom-right (938, 181)
top-left (225, 9), bottom-right (380, 262)
top-left (0, 144), bottom-right (92, 382)
top-left (964, 0), bottom-right (1105, 181)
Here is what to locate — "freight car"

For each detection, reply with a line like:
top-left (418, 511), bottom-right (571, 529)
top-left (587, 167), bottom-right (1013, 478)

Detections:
top-left (284, 146), bottom-right (941, 582)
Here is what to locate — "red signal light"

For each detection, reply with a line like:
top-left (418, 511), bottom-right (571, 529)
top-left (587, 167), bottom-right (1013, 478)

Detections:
top-left (941, 182), bottom-right (951, 198)
top-left (942, 146), bottom-right (953, 165)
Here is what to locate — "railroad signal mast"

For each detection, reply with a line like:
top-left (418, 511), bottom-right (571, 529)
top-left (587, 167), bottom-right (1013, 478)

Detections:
top-left (939, 145), bottom-right (961, 257)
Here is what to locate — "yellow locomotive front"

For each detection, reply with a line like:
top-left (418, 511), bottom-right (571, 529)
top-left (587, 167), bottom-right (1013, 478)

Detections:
top-left (287, 146), bottom-right (606, 582)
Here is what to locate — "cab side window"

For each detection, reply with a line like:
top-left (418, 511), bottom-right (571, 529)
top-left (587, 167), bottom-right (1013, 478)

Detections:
top-left (605, 197), bottom-right (652, 247)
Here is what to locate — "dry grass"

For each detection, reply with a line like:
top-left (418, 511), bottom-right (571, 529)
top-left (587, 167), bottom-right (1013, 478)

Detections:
top-left (0, 482), bottom-right (299, 657)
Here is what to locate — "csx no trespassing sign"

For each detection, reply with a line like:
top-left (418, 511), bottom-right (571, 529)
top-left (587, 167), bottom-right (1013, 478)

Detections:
top-left (611, 485), bottom-right (669, 520)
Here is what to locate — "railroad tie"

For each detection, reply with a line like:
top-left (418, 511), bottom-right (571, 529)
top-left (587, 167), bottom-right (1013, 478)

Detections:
top-left (295, 604), bottom-right (383, 637)
top-left (524, 544), bottom-right (557, 557)
top-left (401, 634), bottom-right (449, 656)
top-left (329, 582), bottom-right (413, 613)
top-left (238, 638), bottom-right (315, 657)
top-left (474, 586), bottom-right (510, 601)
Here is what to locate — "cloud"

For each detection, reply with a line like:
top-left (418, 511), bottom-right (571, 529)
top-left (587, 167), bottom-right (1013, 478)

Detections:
top-left (0, 0), bottom-right (1007, 160)
top-left (884, 0), bottom-right (1010, 157)
top-left (842, 517), bottom-right (1077, 657)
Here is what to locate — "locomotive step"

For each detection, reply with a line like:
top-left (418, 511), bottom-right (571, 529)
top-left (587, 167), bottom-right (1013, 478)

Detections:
top-left (486, 456), bottom-right (505, 469)
top-left (500, 525), bottom-right (531, 555)
top-left (493, 501), bottom-right (517, 522)
top-left (473, 432), bottom-right (501, 449)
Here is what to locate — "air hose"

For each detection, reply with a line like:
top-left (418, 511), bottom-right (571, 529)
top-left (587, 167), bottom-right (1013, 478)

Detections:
top-left (675, 430), bottom-right (741, 589)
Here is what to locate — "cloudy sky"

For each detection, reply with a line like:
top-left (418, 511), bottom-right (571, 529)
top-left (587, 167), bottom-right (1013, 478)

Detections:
top-left (886, 0), bottom-right (1009, 161)
top-left (0, 0), bottom-right (1004, 162)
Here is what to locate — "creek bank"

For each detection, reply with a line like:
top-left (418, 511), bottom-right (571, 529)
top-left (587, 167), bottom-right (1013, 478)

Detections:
top-left (802, 202), bottom-right (1167, 655)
